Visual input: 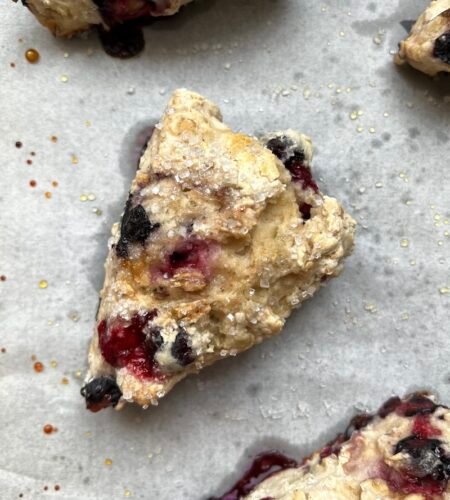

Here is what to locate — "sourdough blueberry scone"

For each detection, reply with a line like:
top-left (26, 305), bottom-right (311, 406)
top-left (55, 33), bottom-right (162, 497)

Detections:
top-left (395, 0), bottom-right (450, 76)
top-left (215, 393), bottom-right (450, 500)
top-left (80, 89), bottom-right (355, 412)
top-left (17, 0), bottom-right (193, 37)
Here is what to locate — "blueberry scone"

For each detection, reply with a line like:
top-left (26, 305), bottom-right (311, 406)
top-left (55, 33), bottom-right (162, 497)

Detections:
top-left (80, 89), bottom-right (355, 412)
top-left (214, 393), bottom-right (450, 500)
top-left (17, 0), bottom-right (193, 37)
top-left (395, 0), bottom-right (450, 76)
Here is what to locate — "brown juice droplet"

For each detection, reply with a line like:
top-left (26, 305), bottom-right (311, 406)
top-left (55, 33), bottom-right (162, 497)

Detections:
top-left (34, 361), bottom-right (44, 372)
top-left (26, 159), bottom-right (32, 165)
top-left (0, 275), bottom-right (6, 281)
top-left (43, 424), bottom-right (55, 434)
top-left (25, 48), bottom-right (40, 63)
top-left (29, 180), bottom-right (37, 187)
top-left (15, 141), bottom-right (22, 148)
top-left (54, 485), bottom-right (61, 491)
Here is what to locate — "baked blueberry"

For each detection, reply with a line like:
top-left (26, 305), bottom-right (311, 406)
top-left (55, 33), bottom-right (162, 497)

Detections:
top-left (171, 327), bottom-right (194, 366)
top-left (115, 198), bottom-right (159, 258)
top-left (434, 31), bottom-right (450, 64)
top-left (80, 376), bottom-right (122, 412)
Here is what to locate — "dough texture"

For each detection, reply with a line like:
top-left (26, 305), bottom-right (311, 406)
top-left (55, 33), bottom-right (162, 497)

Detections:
top-left (81, 89), bottom-right (355, 411)
top-left (242, 394), bottom-right (450, 500)
top-left (395, 0), bottom-right (450, 76)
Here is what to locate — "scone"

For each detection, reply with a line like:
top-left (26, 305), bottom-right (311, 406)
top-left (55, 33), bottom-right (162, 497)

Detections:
top-left (214, 393), bottom-right (450, 500)
top-left (80, 89), bottom-right (355, 412)
top-left (395, 0), bottom-right (450, 76)
top-left (17, 0), bottom-right (193, 37)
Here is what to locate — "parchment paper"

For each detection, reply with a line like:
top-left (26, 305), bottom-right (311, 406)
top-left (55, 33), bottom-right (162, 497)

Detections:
top-left (1, 1), bottom-right (449, 498)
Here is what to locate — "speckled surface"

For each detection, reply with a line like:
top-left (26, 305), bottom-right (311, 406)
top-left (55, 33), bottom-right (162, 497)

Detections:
top-left (0, 1), bottom-right (449, 499)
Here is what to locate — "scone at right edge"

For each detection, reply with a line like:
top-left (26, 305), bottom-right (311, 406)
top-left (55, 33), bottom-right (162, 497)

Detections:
top-left (217, 393), bottom-right (450, 500)
top-left (395, 0), bottom-right (450, 76)
top-left (81, 89), bottom-right (355, 411)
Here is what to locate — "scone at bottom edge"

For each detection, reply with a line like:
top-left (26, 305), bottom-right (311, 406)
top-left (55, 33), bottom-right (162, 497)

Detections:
top-left (213, 392), bottom-right (450, 500)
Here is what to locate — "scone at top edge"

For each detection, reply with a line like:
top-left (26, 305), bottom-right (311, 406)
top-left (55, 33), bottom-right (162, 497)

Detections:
top-left (81, 88), bottom-right (355, 412)
top-left (215, 392), bottom-right (450, 500)
top-left (21, 0), bottom-right (193, 37)
top-left (395, 0), bottom-right (450, 76)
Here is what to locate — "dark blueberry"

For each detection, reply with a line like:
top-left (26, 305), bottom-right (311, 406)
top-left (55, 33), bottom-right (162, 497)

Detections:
top-left (80, 376), bottom-right (122, 412)
top-left (171, 327), bottom-right (194, 366)
top-left (265, 135), bottom-right (318, 193)
top-left (344, 413), bottom-right (374, 439)
top-left (395, 437), bottom-right (450, 481)
top-left (147, 326), bottom-right (164, 349)
top-left (433, 31), bottom-right (450, 65)
top-left (116, 197), bottom-right (160, 258)
top-left (97, 23), bottom-right (145, 59)
top-left (265, 136), bottom-right (296, 163)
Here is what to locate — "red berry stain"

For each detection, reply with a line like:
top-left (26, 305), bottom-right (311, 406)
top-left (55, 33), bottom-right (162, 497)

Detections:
top-left (377, 461), bottom-right (446, 498)
top-left (378, 394), bottom-right (437, 418)
top-left (286, 159), bottom-right (318, 193)
top-left (159, 238), bottom-right (216, 279)
top-left (412, 414), bottom-right (441, 439)
top-left (319, 434), bottom-right (347, 460)
top-left (299, 202), bottom-right (312, 220)
top-left (94, 0), bottom-right (175, 25)
top-left (98, 311), bottom-right (165, 380)
top-left (211, 451), bottom-right (297, 500)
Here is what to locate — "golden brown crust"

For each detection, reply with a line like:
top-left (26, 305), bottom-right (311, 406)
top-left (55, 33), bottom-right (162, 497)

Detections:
top-left (85, 89), bottom-right (355, 409)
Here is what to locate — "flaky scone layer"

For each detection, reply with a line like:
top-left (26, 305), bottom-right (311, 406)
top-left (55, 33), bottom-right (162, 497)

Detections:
top-left (395, 0), bottom-right (450, 76)
top-left (84, 89), bottom-right (355, 409)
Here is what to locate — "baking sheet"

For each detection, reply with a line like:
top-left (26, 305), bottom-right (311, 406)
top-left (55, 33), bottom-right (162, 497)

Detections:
top-left (1, 0), bottom-right (449, 498)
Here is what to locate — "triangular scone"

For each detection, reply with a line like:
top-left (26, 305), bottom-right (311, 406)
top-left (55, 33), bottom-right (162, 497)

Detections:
top-left (81, 89), bottom-right (355, 411)
top-left (22, 0), bottom-right (193, 37)
top-left (214, 393), bottom-right (450, 499)
top-left (395, 0), bottom-right (450, 76)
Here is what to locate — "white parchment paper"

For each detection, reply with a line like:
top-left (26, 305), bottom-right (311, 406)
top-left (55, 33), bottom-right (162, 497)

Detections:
top-left (1, 0), bottom-right (449, 498)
